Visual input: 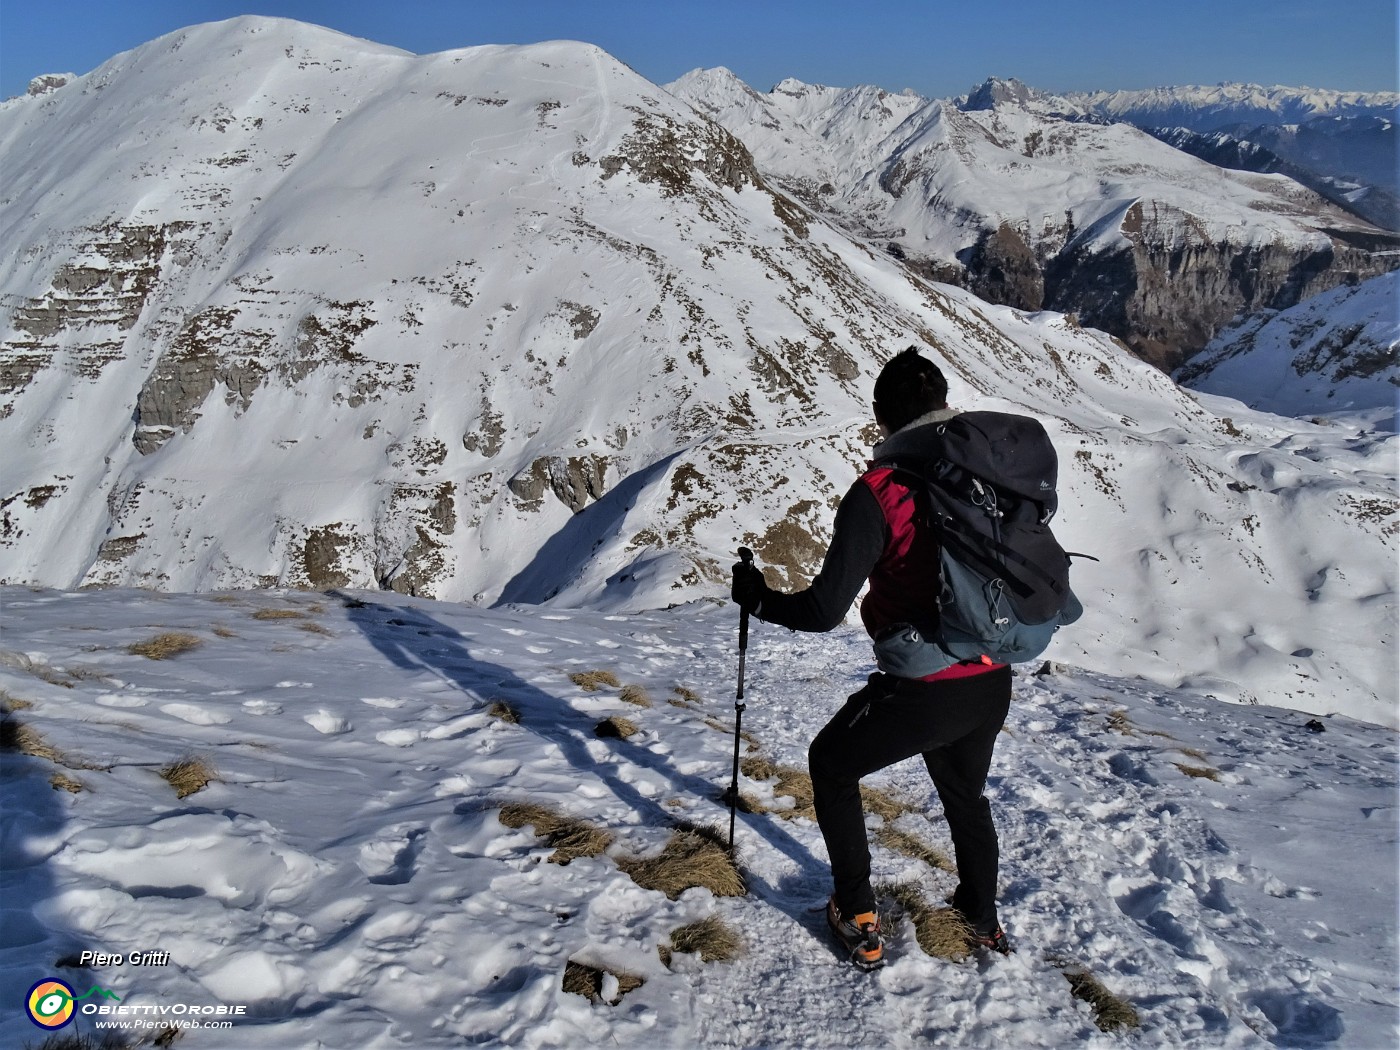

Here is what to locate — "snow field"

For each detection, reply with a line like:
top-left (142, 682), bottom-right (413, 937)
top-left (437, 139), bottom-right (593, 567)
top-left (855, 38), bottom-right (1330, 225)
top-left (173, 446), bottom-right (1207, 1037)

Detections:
top-left (1, 587), bottom-right (1394, 1048)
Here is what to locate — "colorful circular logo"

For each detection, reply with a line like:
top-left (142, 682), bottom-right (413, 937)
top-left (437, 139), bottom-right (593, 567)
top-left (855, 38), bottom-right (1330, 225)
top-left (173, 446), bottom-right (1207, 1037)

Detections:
top-left (26, 978), bottom-right (76, 1030)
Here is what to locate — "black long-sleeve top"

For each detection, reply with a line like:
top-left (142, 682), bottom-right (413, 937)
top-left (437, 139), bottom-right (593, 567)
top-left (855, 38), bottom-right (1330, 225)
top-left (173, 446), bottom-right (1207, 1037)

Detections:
top-left (755, 480), bottom-right (888, 633)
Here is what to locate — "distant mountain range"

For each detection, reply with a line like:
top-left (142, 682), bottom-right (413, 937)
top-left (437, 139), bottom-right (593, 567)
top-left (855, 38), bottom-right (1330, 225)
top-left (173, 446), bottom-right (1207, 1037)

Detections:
top-left (1066, 81), bottom-right (1398, 133)
top-left (667, 72), bottom-right (1398, 370)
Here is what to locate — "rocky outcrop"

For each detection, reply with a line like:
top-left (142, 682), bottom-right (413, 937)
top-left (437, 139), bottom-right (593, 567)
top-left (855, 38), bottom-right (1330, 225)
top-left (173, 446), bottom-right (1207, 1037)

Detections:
top-left (132, 306), bottom-right (270, 453)
top-left (2, 222), bottom-right (185, 416)
top-left (1044, 205), bottom-right (1397, 371)
top-left (508, 455), bottom-right (610, 513)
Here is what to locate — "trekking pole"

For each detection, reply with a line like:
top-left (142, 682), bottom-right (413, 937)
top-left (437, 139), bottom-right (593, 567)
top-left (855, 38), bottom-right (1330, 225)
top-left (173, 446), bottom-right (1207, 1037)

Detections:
top-left (727, 546), bottom-right (754, 856)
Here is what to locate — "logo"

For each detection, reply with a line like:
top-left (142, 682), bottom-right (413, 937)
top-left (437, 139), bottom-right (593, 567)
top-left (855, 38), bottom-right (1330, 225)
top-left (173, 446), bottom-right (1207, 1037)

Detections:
top-left (26, 979), bottom-right (75, 1030)
top-left (25, 979), bottom-right (122, 1030)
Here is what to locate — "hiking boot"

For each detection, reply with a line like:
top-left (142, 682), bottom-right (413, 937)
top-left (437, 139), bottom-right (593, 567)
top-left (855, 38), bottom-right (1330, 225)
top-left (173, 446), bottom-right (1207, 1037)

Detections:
top-left (968, 922), bottom-right (1012, 956)
top-left (826, 897), bottom-right (884, 970)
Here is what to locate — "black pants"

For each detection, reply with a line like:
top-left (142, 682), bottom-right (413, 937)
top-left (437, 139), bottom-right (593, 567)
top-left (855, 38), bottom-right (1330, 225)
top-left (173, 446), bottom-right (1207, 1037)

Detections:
top-left (807, 665), bottom-right (1013, 930)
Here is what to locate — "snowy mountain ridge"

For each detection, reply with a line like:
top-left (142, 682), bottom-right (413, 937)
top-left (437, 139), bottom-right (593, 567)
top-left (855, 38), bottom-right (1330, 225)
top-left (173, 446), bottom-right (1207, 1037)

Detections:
top-left (0, 17), bottom-right (1395, 728)
top-left (665, 70), bottom-right (1398, 370)
top-left (1067, 81), bottom-right (1400, 134)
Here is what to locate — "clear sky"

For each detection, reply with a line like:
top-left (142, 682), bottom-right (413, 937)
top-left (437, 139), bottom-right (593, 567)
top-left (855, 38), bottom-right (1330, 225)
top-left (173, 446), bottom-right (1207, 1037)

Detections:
top-left (1, 0), bottom-right (1396, 102)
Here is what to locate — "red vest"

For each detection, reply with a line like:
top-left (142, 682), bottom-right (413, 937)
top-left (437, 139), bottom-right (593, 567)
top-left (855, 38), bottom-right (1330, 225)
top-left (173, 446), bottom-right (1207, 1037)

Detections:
top-left (858, 466), bottom-right (941, 638)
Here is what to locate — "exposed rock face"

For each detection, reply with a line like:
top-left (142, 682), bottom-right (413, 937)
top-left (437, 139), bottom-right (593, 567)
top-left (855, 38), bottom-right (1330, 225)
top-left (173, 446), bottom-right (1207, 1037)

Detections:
top-left (508, 456), bottom-right (610, 513)
top-left (2, 222), bottom-right (184, 416)
top-left (1046, 207), bottom-right (1387, 371)
top-left (134, 307), bottom-right (271, 453)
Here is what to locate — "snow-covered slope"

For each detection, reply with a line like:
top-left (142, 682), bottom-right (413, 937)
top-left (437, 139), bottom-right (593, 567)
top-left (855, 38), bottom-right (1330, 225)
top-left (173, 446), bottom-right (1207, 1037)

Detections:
top-left (1069, 82), bottom-right (1399, 134)
top-left (1, 19), bottom-right (1396, 726)
top-left (666, 72), bottom-right (1398, 369)
top-left (0, 588), bottom-right (1395, 1047)
top-left (1177, 271), bottom-right (1399, 420)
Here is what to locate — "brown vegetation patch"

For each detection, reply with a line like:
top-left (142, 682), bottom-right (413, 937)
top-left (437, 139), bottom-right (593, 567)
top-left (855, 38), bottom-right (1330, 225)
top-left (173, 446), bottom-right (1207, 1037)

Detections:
top-left (1106, 710), bottom-right (1136, 735)
top-left (487, 701), bottom-right (521, 725)
top-left (619, 684), bottom-right (652, 707)
top-left (1058, 963), bottom-right (1141, 1032)
top-left (661, 914), bottom-right (744, 966)
top-left (618, 823), bottom-right (746, 899)
top-left (570, 670), bottom-right (620, 692)
top-left (251, 608), bottom-right (307, 620)
top-left (159, 756), bottom-right (216, 799)
top-left (50, 772), bottom-right (84, 793)
top-left (672, 686), bottom-right (702, 704)
top-left (127, 632), bottom-right (202, 660)
top-left (1173, 763), bottom-right (1221, 782)
top-left (1, 719), bottom-right (65, 762)
top-left (595, 716), bottom-right (639, 739)
top-left (875, 826), bottom-right (956, 874)
top-left (739, 756), bottom-right (814, 819)
top-left (0, 689), bottom-right (34, 713)
top-left (561, 960), bottom-right (645, 1005)
top-left (861, 784), bottom-right (917, 823)
top-left (880, 881), bottom-right (974, 961)
top-left (497, 801), bottom-right (613, 864)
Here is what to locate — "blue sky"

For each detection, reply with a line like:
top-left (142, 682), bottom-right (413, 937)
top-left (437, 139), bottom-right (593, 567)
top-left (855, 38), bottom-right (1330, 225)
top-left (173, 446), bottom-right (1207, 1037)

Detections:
top-left (1, 0), bottom-right (1396, 101)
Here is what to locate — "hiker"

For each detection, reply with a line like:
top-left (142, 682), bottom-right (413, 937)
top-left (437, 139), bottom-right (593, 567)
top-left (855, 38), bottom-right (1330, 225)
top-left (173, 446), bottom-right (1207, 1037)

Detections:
top-left (731, 347), bottom-right (1015, 969)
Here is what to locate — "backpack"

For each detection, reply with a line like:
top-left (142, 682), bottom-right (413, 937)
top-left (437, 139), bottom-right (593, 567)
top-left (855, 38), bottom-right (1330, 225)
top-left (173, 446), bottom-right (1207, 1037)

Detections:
top-left (872, 411), bottom-right (1084, 677)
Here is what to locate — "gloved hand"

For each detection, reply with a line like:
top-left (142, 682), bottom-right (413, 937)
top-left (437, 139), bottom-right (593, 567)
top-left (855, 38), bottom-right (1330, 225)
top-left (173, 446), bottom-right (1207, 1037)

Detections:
top-left (730, 558), bottom-right (770, 614)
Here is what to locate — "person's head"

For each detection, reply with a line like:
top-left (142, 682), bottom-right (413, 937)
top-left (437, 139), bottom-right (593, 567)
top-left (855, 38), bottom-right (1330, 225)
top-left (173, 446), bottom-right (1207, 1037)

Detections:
top-left (872, 347), bottom-right (948, 435)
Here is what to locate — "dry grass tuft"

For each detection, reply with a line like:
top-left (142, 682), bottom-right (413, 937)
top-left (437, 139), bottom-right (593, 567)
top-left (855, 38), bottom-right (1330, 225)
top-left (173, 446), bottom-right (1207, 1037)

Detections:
top-left (0, 689), bottom-right (34, 713)
top-left (672, 686), bottom-right (702, 704)
top-left (619, 684), bottom-right (652, 707)
top-left (298, 622), bottom-right (333, 636)
top-left (595, 716), bottom-right (639, 739)
top-left (875, 825), bottom-right (956, 874)
top-left (487, 701), bottom-right (521, 724)
top-left (1176, 746), bottom-right (1209, 762)
top-left (1061, 965), bottom-right (1141, 1032)
top-left (50, 771), bottom-right (84, 793)
top-left (738, 756), bottom-right (815, 819)
top-left (159, 756), bottom-right (216, 799)
top-left (1, 719), bottom-right (65, 763)
top-left (618, 823), bottom-right (746, 900)
top-left (212, 625), bottom-right (238, 639)
top-left (879, 881), bottom-right (975, 961)
top-left (861, 784), bottom-right (917, 823)
top-left (1173, 763), bottom-right (1221, 782)
top-left (661, 914), bottom-right (744, 966)
top-left (739, 755), bottom-right (778, 780)
top-left (498, 801), bottom-right (613, 864)
top-left (569, 670), bottom-right (620, 692)
top-left (127, 633), bottom-right (203, 660)
top-left (251, 608), bottom-right (307, 620)
top-left (1106, 710), bottom-right (1136, 736)
top-left (561, 960), bottom-right (645, 1005)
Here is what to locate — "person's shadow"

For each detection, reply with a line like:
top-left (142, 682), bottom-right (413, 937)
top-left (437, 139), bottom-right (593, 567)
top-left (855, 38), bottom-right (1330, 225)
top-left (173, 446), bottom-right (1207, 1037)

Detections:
top-left (330, 591), bottom-right (828, 921)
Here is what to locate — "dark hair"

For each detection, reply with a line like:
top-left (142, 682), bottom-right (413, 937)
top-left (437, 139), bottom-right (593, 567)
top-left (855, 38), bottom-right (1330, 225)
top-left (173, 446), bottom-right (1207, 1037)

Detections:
top-left (873, 347), bottom-right (948, 432)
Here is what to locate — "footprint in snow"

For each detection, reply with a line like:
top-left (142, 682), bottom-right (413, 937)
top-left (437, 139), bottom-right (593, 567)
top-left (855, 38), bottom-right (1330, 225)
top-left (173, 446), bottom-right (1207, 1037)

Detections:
top-left (95, 693), bottom-right (148, 708)
top-left (161, 702), bottom-right (233, 726)
top-left (243, 699), bottom-right (283, 716)
top-left (360, 696), bottom-right (406, 709)
top-left (304, 710), bottom-right (353, 735)
top-left (356, 826), bottom-right (427, 885)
